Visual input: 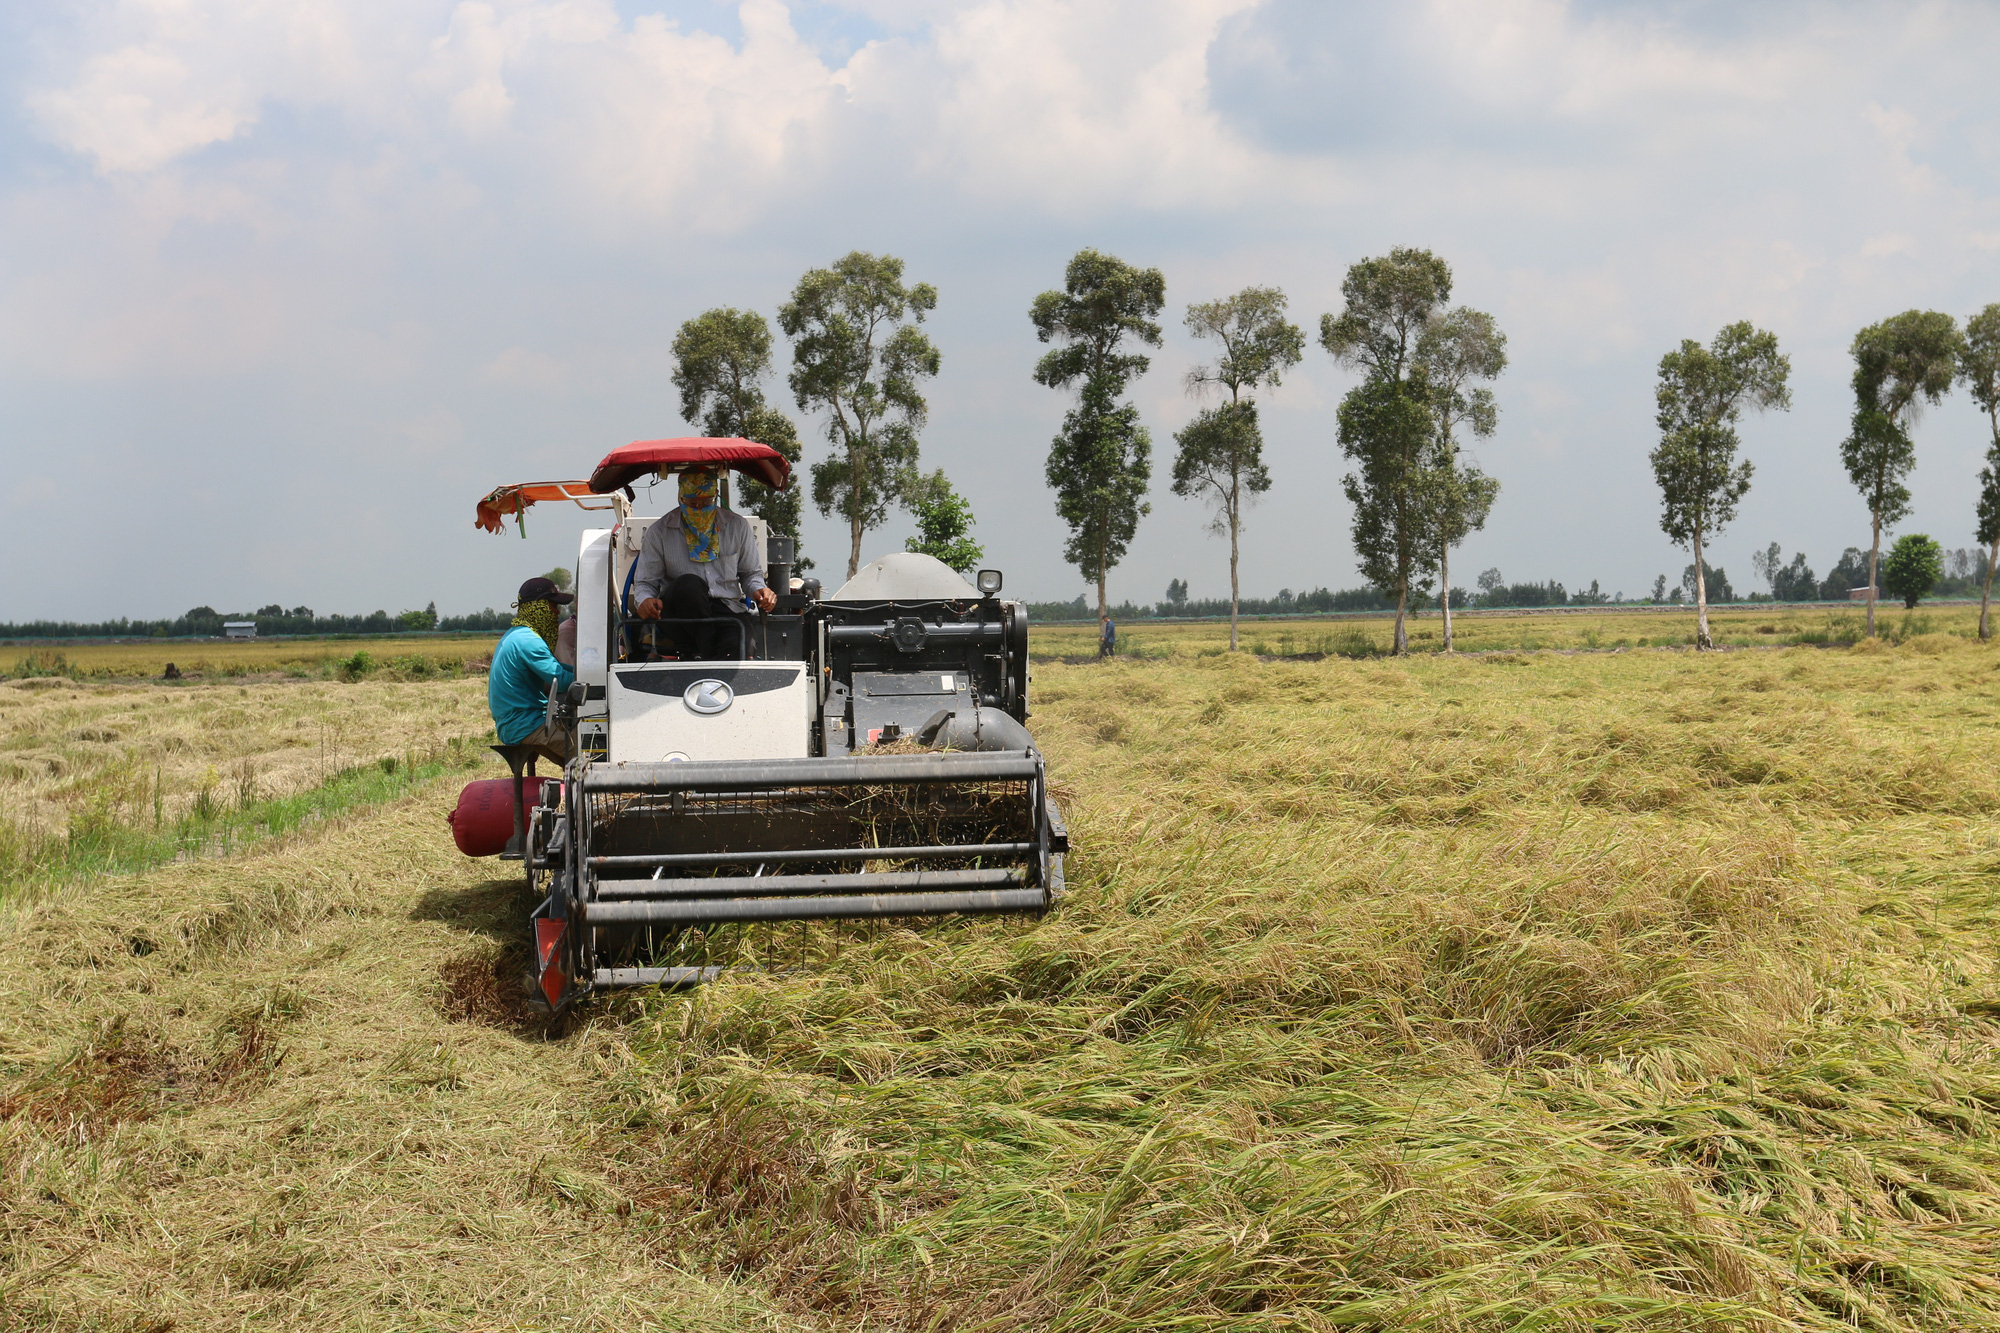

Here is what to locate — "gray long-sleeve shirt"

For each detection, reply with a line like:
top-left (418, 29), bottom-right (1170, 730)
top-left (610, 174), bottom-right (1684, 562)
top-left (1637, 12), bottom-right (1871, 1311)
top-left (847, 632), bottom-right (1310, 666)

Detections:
top-left (631, 508), bottom-right (767, 610)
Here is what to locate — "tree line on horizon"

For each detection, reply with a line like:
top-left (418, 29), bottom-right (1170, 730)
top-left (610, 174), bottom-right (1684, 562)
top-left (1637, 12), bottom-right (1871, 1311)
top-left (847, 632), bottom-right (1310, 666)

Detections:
top-left (14, 254), bottom-right (1997, 650)
top-left (1014, 542), bottom-right (2000, 626)
top-left (1648, 305), bottom-right (2000, 648)
top-left (0, 602), bottom-right (509, 642)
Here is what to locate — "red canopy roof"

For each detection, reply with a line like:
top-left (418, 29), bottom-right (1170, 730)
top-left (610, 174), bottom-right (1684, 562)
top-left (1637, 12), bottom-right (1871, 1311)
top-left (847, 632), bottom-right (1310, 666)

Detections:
top-left (588, 437), bottom-right (791, 494)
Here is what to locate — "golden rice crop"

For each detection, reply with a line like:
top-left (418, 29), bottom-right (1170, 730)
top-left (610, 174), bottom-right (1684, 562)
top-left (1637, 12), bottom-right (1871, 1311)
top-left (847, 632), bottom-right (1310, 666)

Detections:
top-left (5, 633), bottom-right (493, 681)
top-left (4, 635), bottom-right (2000, 1330)
top-left (1055, 600), bottom-right (1994, 659)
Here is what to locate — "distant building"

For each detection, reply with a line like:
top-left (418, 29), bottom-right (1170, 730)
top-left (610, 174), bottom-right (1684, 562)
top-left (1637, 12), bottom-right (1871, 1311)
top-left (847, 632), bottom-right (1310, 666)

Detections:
top-left (223, 621), bottom-right (257, 639)
top-left (1846, 587), bottom-right (1879, 602)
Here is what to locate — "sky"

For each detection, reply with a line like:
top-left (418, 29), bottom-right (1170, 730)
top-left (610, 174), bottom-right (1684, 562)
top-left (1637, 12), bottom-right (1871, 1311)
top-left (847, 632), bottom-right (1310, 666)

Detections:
top-left (3, 0), bottom-right (1999, 621)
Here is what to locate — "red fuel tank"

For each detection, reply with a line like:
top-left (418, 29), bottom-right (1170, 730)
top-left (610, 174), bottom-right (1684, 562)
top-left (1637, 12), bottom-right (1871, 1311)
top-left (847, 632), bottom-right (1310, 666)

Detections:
top-left (447, 776), bottom-right (548, 857)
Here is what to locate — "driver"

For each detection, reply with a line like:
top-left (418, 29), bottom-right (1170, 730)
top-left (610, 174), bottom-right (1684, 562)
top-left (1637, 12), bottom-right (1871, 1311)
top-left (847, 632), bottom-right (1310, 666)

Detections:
top-left (630, 467), bottom-right (777, 659)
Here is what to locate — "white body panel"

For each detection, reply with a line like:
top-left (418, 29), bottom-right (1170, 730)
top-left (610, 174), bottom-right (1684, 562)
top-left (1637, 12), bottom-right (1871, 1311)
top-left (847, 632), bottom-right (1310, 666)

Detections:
top-left (608, 661), bottom-right (810, 763)
top-left (611, 516), bottom-right (654, 614)
top-left (576, 528), bottom-right (612, 702)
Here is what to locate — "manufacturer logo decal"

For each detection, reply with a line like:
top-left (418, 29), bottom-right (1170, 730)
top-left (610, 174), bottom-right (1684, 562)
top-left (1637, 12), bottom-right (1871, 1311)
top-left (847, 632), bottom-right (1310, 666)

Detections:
top-left (683, 679), bottom-right (734, 715)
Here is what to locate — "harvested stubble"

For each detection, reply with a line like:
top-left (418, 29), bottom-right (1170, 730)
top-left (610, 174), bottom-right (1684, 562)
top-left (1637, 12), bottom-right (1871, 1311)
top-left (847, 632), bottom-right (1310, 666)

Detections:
top-left (0, 676), bottom-right (494, 900)
top-left (5, 640), bottom-right (2000, 1330)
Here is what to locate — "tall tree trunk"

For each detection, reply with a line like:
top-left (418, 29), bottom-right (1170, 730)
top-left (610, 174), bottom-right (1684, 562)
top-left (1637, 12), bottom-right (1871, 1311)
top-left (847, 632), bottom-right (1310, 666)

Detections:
top-left (1226, 401), bottom-right (1243, 653)
top-left (847, 443), bottom-right (865, 579)
top-left (1693, 523), bottom-right (1711, 650)
top-left (1228, 490), bottom-right (1241, 653)
top-left (1440, 541), bottom-right (1453, 652)
top-left (1867, 508), bottom-right (1881, 638)
top-left (1982, 539), bottom-right (1997, 641)
top-left (1393, 580), bottom-right (1408, 655)
top-left (1097, 530), bottom-right (1109, 626)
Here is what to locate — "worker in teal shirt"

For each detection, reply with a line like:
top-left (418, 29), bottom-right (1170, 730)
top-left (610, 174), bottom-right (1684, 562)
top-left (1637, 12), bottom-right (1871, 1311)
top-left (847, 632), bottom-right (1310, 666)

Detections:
top-left (490, 576), bottom-right (576, 765)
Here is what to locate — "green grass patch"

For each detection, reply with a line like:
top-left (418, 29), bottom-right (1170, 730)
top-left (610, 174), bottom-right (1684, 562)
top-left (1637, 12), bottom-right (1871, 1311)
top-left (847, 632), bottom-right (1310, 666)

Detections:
top-left (0, 735), bottom-right (489, 904)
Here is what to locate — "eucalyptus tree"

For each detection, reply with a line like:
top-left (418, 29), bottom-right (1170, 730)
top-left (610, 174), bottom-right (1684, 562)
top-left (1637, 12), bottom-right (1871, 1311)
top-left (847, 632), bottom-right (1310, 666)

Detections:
top-left (1964, 305), bottom-right (2000, 638)
top-left (1337, 381), bottom-right (1439, 649)
top-left (1841, 309), bottom-right (1963, 636)
top-left (1649, 321), bottom-right (1791, 650)
top-left (1751, 541), bottom-right (1783, 593)
top-left (1413, 306), bottom-right (1506, 650)
top-left (1031, 249), bottom-right (1166, 624)
top-left (779, 252), bottom-right (939, 579)
top-left (671, 306), bottom-right (807, 565)
top-left (1320, 247), bottom-right (1453, 654)
top-left (1170, 286), bottom-right (1304, 650)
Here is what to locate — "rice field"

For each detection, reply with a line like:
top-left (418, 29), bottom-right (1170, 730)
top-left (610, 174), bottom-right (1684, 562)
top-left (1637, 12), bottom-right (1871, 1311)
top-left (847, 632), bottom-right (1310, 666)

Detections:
top-left (4, 634), bottom-right (494, 681)
top-left (1050, 601), bottom-right (1994, 659)
top-left (0, 675), bottom-right (493, 897)
top-left (5, 634), bottom-right (2000, 1330)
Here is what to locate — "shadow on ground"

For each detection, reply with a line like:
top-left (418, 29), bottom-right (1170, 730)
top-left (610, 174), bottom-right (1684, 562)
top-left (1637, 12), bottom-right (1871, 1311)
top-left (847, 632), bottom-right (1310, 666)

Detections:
top-left (410, 875), bottom-right (536, 940)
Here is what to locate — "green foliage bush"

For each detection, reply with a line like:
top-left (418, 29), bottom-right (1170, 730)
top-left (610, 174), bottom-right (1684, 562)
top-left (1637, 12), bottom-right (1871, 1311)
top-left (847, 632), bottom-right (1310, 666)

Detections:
top-left (1883, 533), bottom-right (1943, 608)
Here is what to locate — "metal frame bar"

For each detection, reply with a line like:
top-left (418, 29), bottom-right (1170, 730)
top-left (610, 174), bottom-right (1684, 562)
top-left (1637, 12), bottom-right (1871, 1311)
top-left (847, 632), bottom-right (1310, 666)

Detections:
top-left (586, 886), bottom-right (1045, 925)
top-left (581, 749), bottom-right (1039, 792)
top-left (588, 841), bottom-right (1035, 869)
top-left (596, 867), bottom-right (1023, 900)
top-left (624, 614), bottom-right (751, 662)
top-left (826, 622), bottom-right (1004, 645)
top-left (595, 965), bottom-right (722, 987)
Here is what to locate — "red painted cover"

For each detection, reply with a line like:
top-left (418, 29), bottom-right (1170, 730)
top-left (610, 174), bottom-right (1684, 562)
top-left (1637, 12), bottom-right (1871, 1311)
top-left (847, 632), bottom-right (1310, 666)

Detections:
top-left (587, 437), bottom-right (791, 494)
top-left (446, 777), bottom-right (547, 857)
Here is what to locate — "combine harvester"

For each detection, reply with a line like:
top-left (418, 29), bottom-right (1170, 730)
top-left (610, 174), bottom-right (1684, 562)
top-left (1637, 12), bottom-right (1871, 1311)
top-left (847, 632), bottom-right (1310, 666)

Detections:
top-left (466, 438), bottom-right (1065, 1012)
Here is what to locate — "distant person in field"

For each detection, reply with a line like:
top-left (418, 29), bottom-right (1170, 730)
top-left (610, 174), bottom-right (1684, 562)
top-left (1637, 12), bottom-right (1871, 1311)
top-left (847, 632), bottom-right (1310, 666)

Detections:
top-left (631, 467), bottom-right (777, 659)
top-left (489, 576), bottom-right (576, 766)
top-left (1099, 616), bottom-right (1116, 658)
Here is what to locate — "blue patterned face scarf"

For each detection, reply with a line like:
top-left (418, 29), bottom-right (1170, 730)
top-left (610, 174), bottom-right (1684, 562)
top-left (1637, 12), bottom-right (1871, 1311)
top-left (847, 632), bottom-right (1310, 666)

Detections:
top-left (678, 469), bottom-right (720, 563)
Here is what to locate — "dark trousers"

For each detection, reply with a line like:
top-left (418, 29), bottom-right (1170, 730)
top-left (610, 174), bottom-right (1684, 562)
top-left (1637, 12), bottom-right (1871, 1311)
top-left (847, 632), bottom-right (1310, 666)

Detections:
top-left (664, 573), bottom-right (747, 660)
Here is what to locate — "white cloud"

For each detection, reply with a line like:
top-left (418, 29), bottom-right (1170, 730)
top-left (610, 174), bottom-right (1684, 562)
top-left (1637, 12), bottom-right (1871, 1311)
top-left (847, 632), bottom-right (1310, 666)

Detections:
top-left (25, 0), bottom-right (378, 173)
top-left (1859, 233), bottom-right (1917, 259)
top-left (917, 0), bottom-right (1265, 211)
top-left (481, 345), bottom-right (569, 388)
top-left (395, 405), bottom-right (467, 456)
top-left (436, 3), bottom-right (519, 135)
top-left (32, 43), bottom-right (257, 172)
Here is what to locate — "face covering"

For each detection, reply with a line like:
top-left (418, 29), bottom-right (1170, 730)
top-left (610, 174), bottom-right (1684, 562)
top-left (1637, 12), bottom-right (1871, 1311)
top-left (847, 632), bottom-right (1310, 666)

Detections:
top-left (512, 597), bottom-right (559, 648)
top-left (679, 469), bottom-right (720, 564)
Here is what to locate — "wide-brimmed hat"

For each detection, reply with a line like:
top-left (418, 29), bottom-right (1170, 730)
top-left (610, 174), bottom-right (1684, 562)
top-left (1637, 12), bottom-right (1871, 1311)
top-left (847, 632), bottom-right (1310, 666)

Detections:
top-left (515, 576), bottom-right (574, 605)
